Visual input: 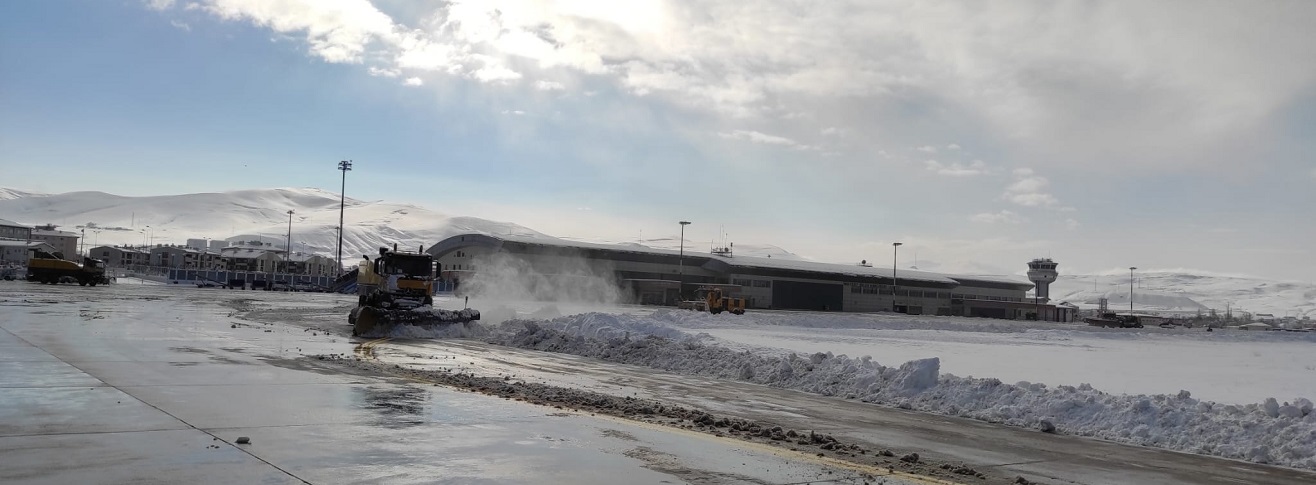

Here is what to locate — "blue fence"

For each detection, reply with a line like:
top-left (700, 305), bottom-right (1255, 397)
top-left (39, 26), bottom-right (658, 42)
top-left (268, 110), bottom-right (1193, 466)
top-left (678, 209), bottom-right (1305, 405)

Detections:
top-left (166, 269), bottom-right (335, 289)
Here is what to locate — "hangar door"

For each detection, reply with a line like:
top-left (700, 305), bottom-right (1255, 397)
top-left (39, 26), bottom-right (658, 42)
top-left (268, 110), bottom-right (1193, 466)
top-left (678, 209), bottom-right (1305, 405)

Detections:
top-left (771, 280), bottom-right (843, 311)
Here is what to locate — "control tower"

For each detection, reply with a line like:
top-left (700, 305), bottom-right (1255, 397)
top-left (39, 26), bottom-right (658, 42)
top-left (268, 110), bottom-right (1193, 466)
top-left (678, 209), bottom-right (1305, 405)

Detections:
top-left (1026, 258), bottom-right (1059, 303)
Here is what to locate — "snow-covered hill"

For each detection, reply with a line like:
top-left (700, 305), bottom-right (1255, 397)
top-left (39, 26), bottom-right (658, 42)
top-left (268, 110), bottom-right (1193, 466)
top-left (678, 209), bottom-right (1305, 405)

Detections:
top-left (0, 187), bottom-right (547, 264)
top-left (1050, 271), bottom-right (1315, 319)
top-left (1, 187), bottom-right (1310, 316)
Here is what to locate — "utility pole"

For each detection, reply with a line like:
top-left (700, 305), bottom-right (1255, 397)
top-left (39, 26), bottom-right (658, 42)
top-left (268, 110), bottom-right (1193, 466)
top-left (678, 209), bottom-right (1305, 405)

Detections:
top-left (1129, 266), bottom-right (1137, 315)
top-left (678, 221), bottom-right (690, 299)
top-left (286, 210), bottom-right (294, 275)
top-left (336, 160), bottom-right (352, 276)
top-left (892, 242), bottom-right (902, 312)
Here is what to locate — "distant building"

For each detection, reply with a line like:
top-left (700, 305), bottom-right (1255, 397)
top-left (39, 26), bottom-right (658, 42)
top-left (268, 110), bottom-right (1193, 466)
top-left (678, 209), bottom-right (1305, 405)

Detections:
top-left (287, 252), bottom-right (337, 276)
top-left (150, 246), bottom-right (225, 269)
top-left (208, 240), bottom-right (228, 252)
top-left (186, 238), bottom-right (208, 250)
top-left (88, 246), bottom-right (150, 267)
top-left (430, 233), bottom-right (1043, 319)
top-left (31, 224), bottom-right (78, 259)
top-left (0, 240), bottom-right (56, 264)
top-left (0, 218), bottom-right (32, 241)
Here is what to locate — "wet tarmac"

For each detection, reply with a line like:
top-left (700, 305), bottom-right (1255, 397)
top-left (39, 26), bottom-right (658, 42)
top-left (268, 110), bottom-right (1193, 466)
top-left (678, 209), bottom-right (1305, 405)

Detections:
top-left (0, 283), bottom-right (897, 484)
top-left (5, 282), bottom-right (1315, 485)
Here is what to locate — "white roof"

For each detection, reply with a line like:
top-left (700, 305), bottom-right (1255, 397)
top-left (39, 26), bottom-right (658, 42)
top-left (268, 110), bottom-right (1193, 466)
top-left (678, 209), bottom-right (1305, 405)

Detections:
top-left (465, 233), bottom-right (1033, 288)
top-left (0, 240), bottom-right (49, 248)
top-left (32, 229), bottom-right (77, 237)
top-left (0, 218), bottom-right (27, 228)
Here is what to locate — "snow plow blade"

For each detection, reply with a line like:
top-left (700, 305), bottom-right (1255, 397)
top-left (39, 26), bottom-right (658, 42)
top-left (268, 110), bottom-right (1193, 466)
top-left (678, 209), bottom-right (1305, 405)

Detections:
top-left (351, 306), bottom-right (481, 337)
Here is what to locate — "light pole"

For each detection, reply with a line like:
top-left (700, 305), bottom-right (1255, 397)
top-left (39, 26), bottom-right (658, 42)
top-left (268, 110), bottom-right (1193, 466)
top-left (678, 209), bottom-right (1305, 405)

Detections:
top-left (892, 242), bottom-right (903, 312)
top-left (678, 221), bottom-right (691, 299)
top-left (1129, 266), bottom-right (1137, 315)
top-left (286, 210), bottom-right (295, 276)
top-left (336, 160), bottom-right (352, 276)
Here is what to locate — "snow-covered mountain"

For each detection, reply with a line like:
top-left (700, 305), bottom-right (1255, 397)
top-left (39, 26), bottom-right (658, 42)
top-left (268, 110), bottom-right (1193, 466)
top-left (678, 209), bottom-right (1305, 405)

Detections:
top-left (1, 187), bottom-right (1310, 317)
top-left (0, 187), bottom-right (546, 264)
top-left (1049, 271), bottom-right (1315, 319)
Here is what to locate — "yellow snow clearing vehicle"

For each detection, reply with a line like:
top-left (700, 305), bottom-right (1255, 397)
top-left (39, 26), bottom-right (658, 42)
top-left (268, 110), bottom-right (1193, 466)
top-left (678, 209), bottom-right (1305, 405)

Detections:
top-left (349, 244), bottom-right (479, 337)
top-left (679, 286), bottom-right (746, 315)
top-left (27, 250), bottom-right (110, 286)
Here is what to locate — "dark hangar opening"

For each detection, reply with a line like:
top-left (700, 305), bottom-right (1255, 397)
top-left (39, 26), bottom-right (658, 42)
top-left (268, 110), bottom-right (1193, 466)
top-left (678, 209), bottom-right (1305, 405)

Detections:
top-left (772, 280), bottom-right (843, 311)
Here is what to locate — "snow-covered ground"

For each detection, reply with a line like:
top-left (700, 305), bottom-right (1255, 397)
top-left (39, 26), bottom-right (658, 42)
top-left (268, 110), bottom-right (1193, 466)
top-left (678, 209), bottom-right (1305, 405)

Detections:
top-left (416, 302), bottom-right (1316, 469)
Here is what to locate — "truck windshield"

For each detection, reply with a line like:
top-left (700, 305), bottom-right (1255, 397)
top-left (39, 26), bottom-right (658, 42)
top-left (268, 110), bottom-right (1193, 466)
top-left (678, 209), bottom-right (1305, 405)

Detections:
top-left (387, 255), bottom-right (432, 278)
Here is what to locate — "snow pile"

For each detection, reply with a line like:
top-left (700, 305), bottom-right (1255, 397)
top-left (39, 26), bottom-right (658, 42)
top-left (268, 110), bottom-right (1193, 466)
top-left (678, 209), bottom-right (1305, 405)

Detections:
top-left (482, 311), bottom-right (1316, 469)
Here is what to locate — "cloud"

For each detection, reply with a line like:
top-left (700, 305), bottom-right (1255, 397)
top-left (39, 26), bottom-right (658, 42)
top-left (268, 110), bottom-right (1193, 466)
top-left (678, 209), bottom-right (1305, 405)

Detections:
top-left (471, 65), bottom-right (523, 83)
top-left (924, 159), bottom-right (987, 177)
top-left (916, 145), bottom-right (938, 153)
top-left (403, 77), bottom-right (423, 86)
top-left (1003, 168), bottom-right (1063, 208)
top-left (718, 130), bottom-right (812, 150)
top-left (169, 20), bottom-right (191, 31)
top-left (178, 1), bottom-right (1316, 175)
top-left (970, 210), bottom-right (1025, 224)
top-left (501, 110), bottom-right (526, 115)
top-left (200, 0), bottom-right (398, 64)
top-left (534, 80), bottom-right (565, 91)
top-left (946, 144), bottom-right (961, 150)
top-left (1065, 218), bottom-right (1081, 230)
top-left (368, 66), bottom-right (400, 77)
top-left (144, 0), bottom-right (176, 11)
top-left (1310, 167), bottom-right (1316, 179)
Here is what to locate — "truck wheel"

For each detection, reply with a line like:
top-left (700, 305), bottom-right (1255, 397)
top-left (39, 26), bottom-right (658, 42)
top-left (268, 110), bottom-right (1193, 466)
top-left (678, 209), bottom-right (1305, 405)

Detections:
top-left (79, 281), bottom-right (87, 286)
top-left (89, 281), bottom-right (98, 287)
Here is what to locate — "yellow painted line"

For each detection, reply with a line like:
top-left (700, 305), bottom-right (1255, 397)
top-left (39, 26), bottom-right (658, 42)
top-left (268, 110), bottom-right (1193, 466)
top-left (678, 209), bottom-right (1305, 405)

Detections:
top-left (353, 337), bottom-right (390, 360)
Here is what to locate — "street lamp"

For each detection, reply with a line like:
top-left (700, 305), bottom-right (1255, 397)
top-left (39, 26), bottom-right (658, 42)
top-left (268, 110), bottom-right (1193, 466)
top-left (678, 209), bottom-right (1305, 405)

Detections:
top-left (678, 221), bottom-right (691, 298)
top-left (286, 210), bottom-right (295, 275)
top-left (336, 160), bottom-right (352, 276)
top-left (892, 242), bottom-right (903, 312)
top-left (1129, 266), bottom-right (1137, 315)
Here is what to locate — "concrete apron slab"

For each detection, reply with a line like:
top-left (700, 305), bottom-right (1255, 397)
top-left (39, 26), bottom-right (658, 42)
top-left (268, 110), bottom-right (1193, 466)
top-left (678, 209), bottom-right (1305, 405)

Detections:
top-left (1, 284), bottom-right (907, 485)
top-left (0, 429), bottom-right (298, 485)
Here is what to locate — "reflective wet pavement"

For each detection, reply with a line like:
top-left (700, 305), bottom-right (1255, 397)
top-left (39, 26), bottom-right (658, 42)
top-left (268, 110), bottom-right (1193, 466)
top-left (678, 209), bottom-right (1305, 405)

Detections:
top-left (0, 283), bottom-right (891, 484)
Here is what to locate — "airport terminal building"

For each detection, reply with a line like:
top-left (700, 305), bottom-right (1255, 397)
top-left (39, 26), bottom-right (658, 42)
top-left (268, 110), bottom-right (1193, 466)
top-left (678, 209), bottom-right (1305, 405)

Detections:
top-left (429, 233), bottom-right (1072, 321)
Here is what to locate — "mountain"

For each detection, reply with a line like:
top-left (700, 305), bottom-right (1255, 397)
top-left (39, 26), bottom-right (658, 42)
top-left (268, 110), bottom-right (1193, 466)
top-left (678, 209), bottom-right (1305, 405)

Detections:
top-left (1048, 271), bottom-right (1315, 319)
top-left (1, 187), bottom-right (1310, 317)
top-left (0, 187), bottom-right (546, 264)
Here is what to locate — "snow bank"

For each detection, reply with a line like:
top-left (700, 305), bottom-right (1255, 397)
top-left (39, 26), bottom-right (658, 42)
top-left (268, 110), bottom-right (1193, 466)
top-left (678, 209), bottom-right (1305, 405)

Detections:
top-left (481, 311), bottom-right (1316, 469)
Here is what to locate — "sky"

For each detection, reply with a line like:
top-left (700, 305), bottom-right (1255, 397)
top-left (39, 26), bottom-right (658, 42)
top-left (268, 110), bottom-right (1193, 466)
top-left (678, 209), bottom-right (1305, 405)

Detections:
top-left (1, 0), bottom-right (1314, 281)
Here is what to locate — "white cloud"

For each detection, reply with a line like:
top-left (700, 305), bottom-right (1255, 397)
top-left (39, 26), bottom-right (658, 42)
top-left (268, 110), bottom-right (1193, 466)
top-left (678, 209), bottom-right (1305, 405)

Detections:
top-left (169, 20), bottom-right (191, 31)
top-left (201, 0), bottom-right (398, 64)
top-left (501, 110), bottom-right (526, 115)
top-left (534, 80), bottom-right (565, 91)
top-left (718, 130), bottom-right (812, 150)
top-left (471, 65), bottom-right (523, 83)
top-left (1003, 168), bottom-right (1063, 208)
top-left (924, 159), bottom-right (987, 177)
top-left (946, 144), bottom-right (961, 150)
top-left (403, 77), bottom-right (423, 86)
top-left (182, 0), bottom-right (1316, 175)
top-left (1065, 218), bottom-right (1081, 230)
top-left (144, 0), bottom-right (176, 11)
top-left (916, 145), bottom-right (938, 153)
top-left (970, 210), bottom-right (1025, 224)
top-left (368, 66), bottom-right (400, 77)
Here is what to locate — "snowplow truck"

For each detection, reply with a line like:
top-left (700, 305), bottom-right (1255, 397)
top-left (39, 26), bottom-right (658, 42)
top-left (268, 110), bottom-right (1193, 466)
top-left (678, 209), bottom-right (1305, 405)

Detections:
top-left (690, 286), bottom-right (747, 315)
top-left (27, 250), bottom-right (110, 286)
top-left (348, 244), bottom-right (480, 337)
